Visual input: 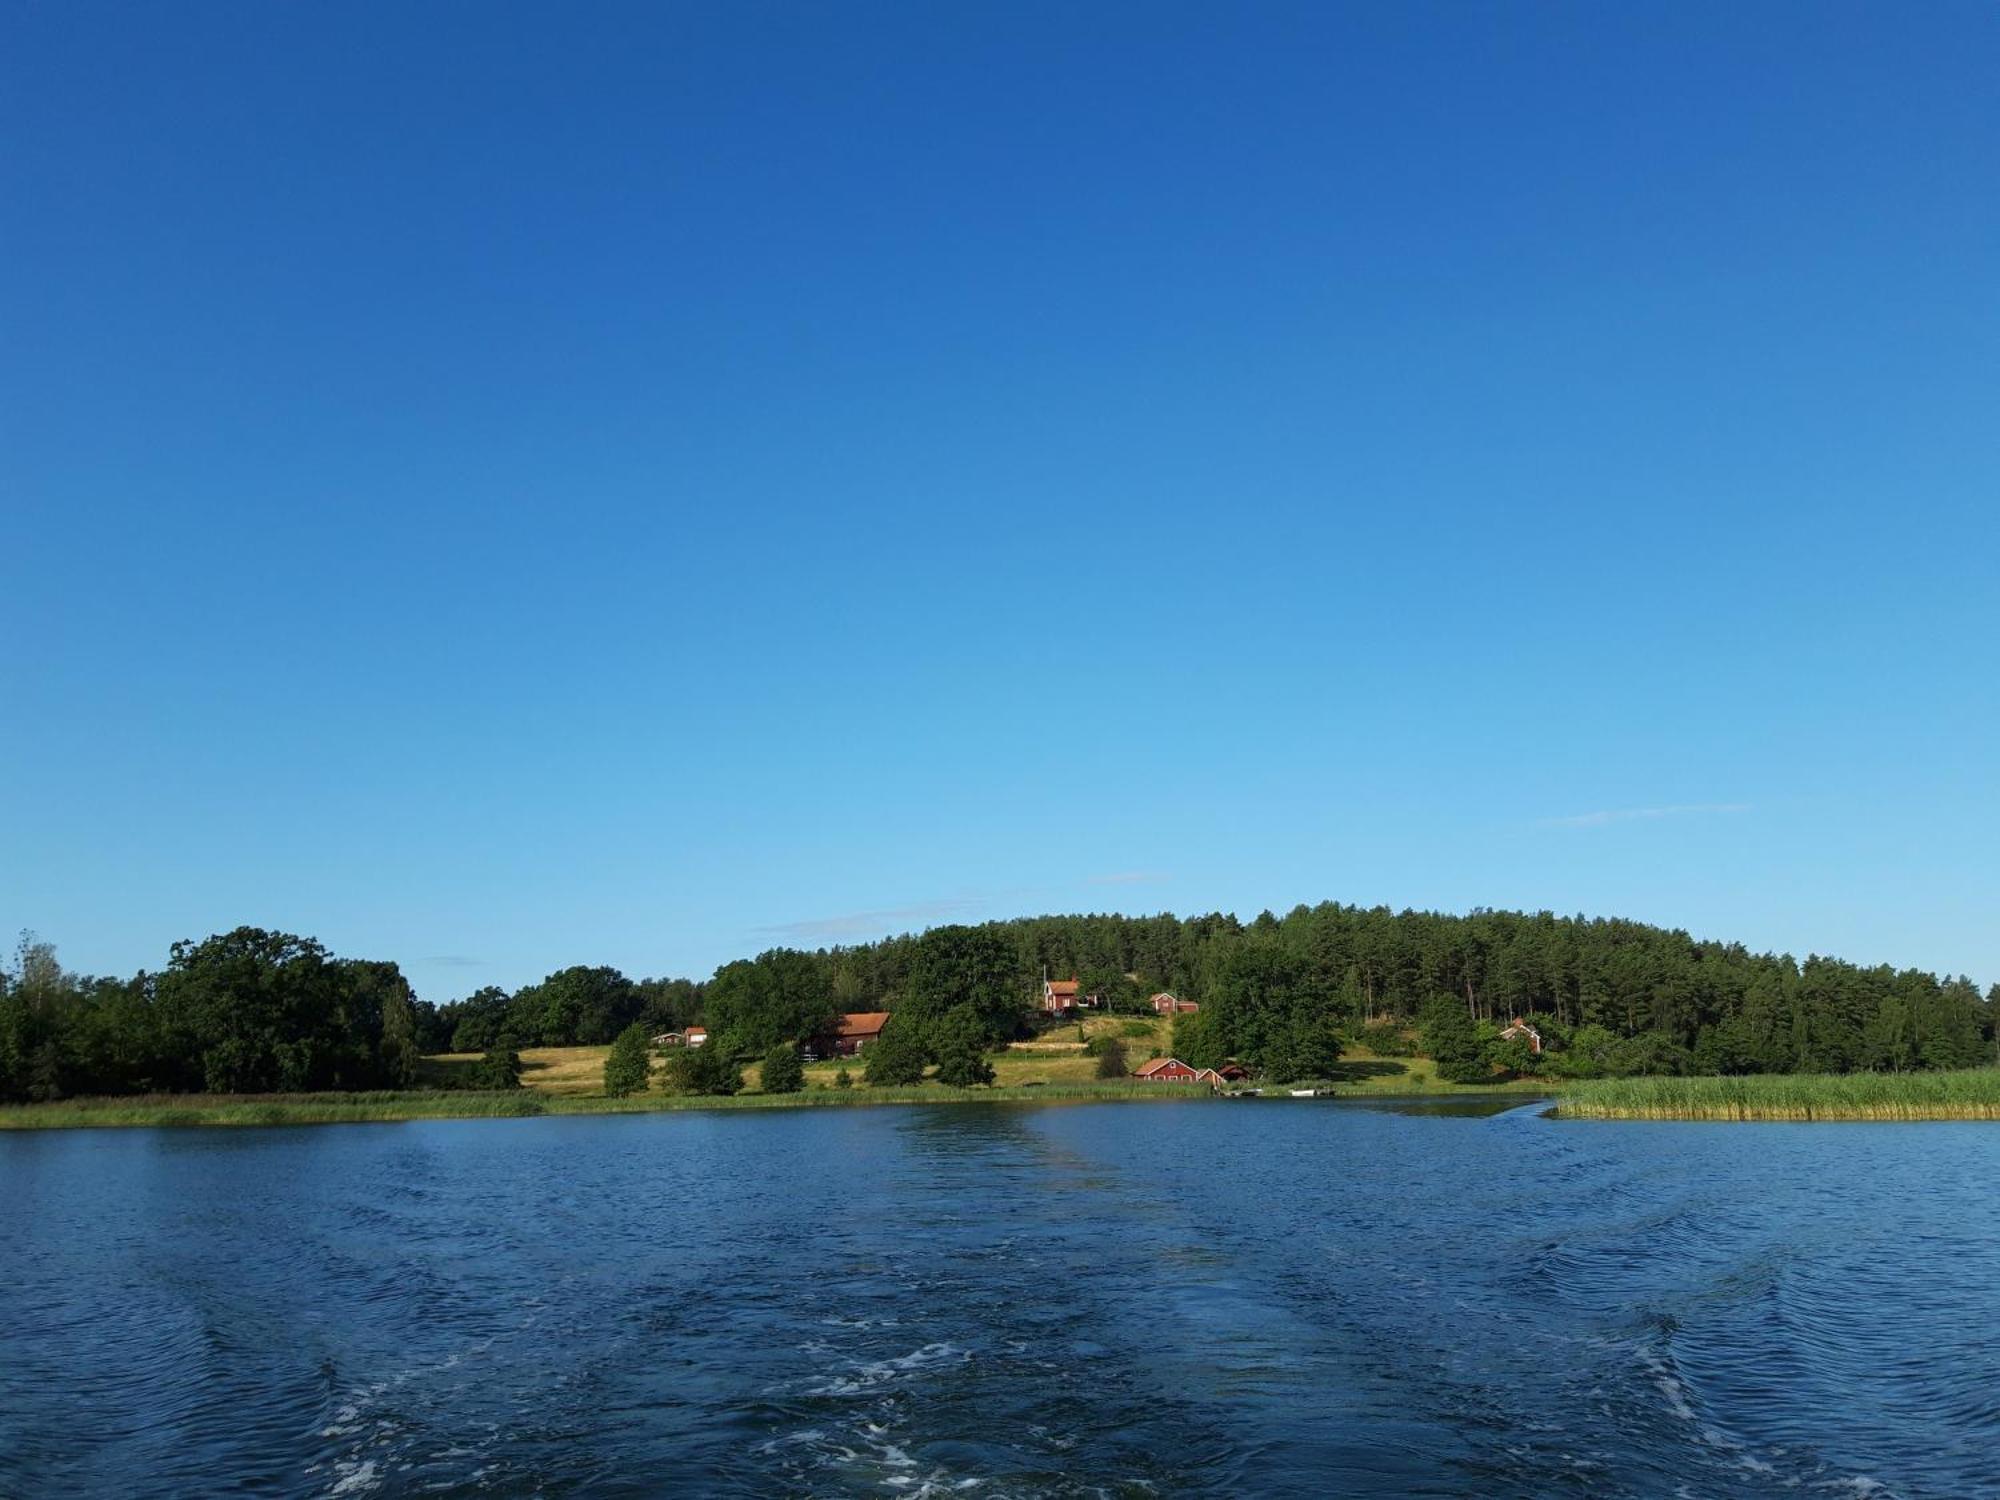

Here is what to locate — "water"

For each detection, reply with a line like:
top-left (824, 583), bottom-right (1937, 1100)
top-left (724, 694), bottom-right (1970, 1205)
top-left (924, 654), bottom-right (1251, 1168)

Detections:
top-left (4, 1099), bottom-right (1998, 1498)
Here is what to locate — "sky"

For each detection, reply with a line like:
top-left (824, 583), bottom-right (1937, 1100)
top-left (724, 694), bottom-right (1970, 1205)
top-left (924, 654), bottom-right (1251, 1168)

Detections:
top-left (4, 2), bottom-right (1997, 999)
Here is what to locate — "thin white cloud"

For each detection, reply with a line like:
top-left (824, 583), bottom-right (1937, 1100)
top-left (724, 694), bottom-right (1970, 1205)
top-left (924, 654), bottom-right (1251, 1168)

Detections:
top-left (1542, 802), bottom-right (1752, 829)
top-left (1088, 870), bottom-right (1171, 886)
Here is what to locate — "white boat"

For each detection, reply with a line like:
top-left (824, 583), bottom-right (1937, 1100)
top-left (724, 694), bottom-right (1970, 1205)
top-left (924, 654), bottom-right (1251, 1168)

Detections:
top-left (1289, 1088), bottom-right (1319, 1098)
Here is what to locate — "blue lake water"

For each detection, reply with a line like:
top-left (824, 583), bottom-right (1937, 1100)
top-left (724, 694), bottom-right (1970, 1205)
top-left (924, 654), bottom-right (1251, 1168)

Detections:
top-left (4, 1098), bottom-right (1998, 1497)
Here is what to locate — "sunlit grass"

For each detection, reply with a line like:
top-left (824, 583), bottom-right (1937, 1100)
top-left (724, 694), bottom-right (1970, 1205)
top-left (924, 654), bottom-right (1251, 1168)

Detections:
top-left (1556, 1070), bottom-right (2000, 1121)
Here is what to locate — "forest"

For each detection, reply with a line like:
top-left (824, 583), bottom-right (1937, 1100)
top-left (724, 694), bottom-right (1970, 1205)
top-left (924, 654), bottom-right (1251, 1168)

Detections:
top-left (2, 904), bottom-right (1994, 1102)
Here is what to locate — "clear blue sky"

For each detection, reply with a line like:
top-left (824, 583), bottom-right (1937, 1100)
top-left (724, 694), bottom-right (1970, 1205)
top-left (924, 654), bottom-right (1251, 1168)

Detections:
top-left (5, 2), bottom-right (1996, 999)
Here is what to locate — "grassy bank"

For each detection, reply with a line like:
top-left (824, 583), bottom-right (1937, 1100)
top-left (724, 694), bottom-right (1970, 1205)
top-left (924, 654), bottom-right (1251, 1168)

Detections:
top-left (0, 1043), bottom-right (1545, 1130)
top-left (0, 1090), bottom-right (552, 1130)
top-left (1556, 1069), bottom-right (2000, 1121)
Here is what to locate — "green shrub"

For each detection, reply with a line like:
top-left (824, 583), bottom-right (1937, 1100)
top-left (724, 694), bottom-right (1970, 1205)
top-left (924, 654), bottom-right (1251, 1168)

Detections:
top-left (1095, 1040), bottom-right (1129, 1079)
top-left (761, 1043), bottom-right (805, 1094)
top-left (603, 1024), bottom-right (652, 1096)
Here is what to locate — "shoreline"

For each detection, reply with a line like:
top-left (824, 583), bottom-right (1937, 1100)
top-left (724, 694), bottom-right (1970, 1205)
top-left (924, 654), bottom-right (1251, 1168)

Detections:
top-left (0, 1079), bottom-right (1542, 1132)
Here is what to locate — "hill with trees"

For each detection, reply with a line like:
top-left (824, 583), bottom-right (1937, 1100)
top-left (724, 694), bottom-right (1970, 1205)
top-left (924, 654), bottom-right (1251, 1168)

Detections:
top-left (3, 904), bottom-right (1993, 1103)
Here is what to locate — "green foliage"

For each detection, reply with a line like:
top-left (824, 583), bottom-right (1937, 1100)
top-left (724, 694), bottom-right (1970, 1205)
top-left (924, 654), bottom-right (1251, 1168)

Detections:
top-left (507, 965), bottom-right (642, 1047)
top-left (1420, 997), bottom-right (1488, 1084)
top-left (863, 1018), bottom-right (929, 1086)
top-left (666, 1039), bottom-right (743, 1096)
top-left (1171, 1008), bottom-right (1229, 1070)
top-left (1358, 1022), bottom-right (1415, 1057)
top-left (761, 1042), bottom-right (805, 1094)
top-left (1077, 965), bottom-right (1135, 1013)
top-left (903, 925), bottom-right (1027, 1042)
top-left (603, 1023), bottom-right (652, 1096)
top-left (934, 1041), bottom-right (996, 1088)
top-left (1094, 1039), bottom-right (1129, 1079)
top-left (706, 950), bottom-right (836, 1054)
top-left (1119, 1019), bottom-right (1156, 1038)
top-left (474, 1044), bottom-right (523, 1090)
top-left (833, 1066), bottom-right (853, 1089)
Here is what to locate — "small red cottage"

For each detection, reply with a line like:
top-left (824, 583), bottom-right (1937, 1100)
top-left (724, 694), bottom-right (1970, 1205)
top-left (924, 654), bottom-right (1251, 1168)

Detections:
top-left (1498, 1018), bottom-right (1544, 1055)
top-left (1134, 1057), bottom-right (1200, 1083)
top-left (1150, 993), bottom-right (1199, 1015)
top-left (1043, 978), bottom-right (1081, 1015)
top-left (822, 1011), bottom-right (890, 1057)
top-left (685, 1026), bottom-right (709, 1048)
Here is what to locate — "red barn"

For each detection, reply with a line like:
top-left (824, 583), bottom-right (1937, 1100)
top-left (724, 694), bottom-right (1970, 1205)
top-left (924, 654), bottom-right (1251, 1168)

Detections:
top-left (823, 1012), bottom-right (890, 1057)
top-left (1134, 1057), bottom-right (1200, 1082)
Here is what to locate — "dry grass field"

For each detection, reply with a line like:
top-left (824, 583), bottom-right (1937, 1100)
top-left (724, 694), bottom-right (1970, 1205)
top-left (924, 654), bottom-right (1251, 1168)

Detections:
top-left (424, 1013), bottom-right (1547, 1101)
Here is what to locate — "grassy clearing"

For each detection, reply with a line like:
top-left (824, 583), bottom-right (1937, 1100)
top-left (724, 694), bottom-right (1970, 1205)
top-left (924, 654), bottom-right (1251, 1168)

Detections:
top-left (1555, 1070), bottom-right (2000, 1121)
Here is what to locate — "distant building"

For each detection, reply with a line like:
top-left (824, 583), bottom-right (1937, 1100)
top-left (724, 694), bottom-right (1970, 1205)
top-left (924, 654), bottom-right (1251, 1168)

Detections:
top-left (1134, 1058), bottom-right (1201, 1083)
top-left (685, 1026), bottom-right (709, 1048)
top-left (1043, 978), bottom-right (1081, 1015)
top-left (821, 1011), bottom-right (891, 1057)
top-left (1151, 993), bottom-right (1199, 1015)
top-left (1498, 1018), bottom-right (1543, 1055)
top-left (651, 1031), bottom-right (685, 1048)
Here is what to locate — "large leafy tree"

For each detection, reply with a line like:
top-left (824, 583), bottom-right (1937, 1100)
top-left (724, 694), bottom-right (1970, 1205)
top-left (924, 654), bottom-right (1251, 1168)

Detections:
top-left (155, 928), bottom-right (383, 1093)
top-left (903, 925), bottom-right (1026, 1042)
top-left (509, 966), bottom-right (641, 1046)
top-left (704, 950), bottom-right (836, 1053)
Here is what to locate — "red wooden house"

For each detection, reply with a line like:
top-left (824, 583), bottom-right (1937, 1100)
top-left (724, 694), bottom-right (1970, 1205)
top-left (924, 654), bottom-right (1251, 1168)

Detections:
top-left (821, 1012), bottom-right (891, 1057)
top-left (1150, 993), bottom-right (1199, 1015)
top-left (1134, 1057), bottom-right (1201, 1082)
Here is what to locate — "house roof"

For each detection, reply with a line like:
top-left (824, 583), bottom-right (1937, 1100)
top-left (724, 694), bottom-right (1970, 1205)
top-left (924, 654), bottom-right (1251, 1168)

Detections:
top-left (1149, 992), bottom-right (1176, 1004)
top-left (1046, 979), bottom-right (1080, 996)
top-left (1135, 1057), bottom-right (1191, 1077)
top-left (686, 1025), bottom-right (708, 1036)
top-left (834, 1011), bottom-right (891, 1039)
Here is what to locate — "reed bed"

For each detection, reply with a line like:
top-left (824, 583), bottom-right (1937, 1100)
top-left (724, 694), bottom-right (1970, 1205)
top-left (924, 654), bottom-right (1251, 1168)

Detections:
top-left (1556, 1070), bottom-right (2000, 1122)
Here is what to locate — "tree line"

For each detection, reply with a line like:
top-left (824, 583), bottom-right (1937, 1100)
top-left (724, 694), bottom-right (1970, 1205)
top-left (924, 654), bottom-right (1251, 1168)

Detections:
top-left (4, 904), bottom-right (1994, 1101)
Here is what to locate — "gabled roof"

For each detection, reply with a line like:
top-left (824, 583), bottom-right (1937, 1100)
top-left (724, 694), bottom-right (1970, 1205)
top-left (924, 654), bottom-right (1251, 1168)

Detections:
top-left (1135, 1057), bottom-right (1191, 1077)
top-left (1046, 979), bottom-right (1080, 996)
top-left (834, 1011), bottom-right (891, 1039)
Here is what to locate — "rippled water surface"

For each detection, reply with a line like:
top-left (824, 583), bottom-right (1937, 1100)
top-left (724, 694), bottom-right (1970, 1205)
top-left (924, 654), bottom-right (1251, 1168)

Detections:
top-left (5, 1099), bottom-right (1999, 1497)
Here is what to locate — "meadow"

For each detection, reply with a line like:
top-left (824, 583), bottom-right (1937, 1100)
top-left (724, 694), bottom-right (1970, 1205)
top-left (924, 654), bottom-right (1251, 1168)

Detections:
top-left (1555, 1069), bottom-right (2000, 1121)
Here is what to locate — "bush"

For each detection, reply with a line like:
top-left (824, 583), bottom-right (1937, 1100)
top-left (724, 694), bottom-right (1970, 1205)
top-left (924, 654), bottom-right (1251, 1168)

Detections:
top-left (1119, 1019), bottom-right (1156, 1038)
top-left (1359, 1022), bottom-right (1415, 1057)
top-left (1095, 1040), bottom-right (1129, 1079)
top-left (666, 1040), bottom-right (742, 1096)
top-left (475, 1045), bottom-right (522, 1090)
top-left (761, 1043), bottom-right (805, 1094)
top-left (834, 1067), bottom-right (853, 1090)
top-left (603, 1024), bottom-right (652, 1096)
top-left (864, 1022), bottom-right (928, 1086)
top-left (935, 1042), bottom-right (996, 1087)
